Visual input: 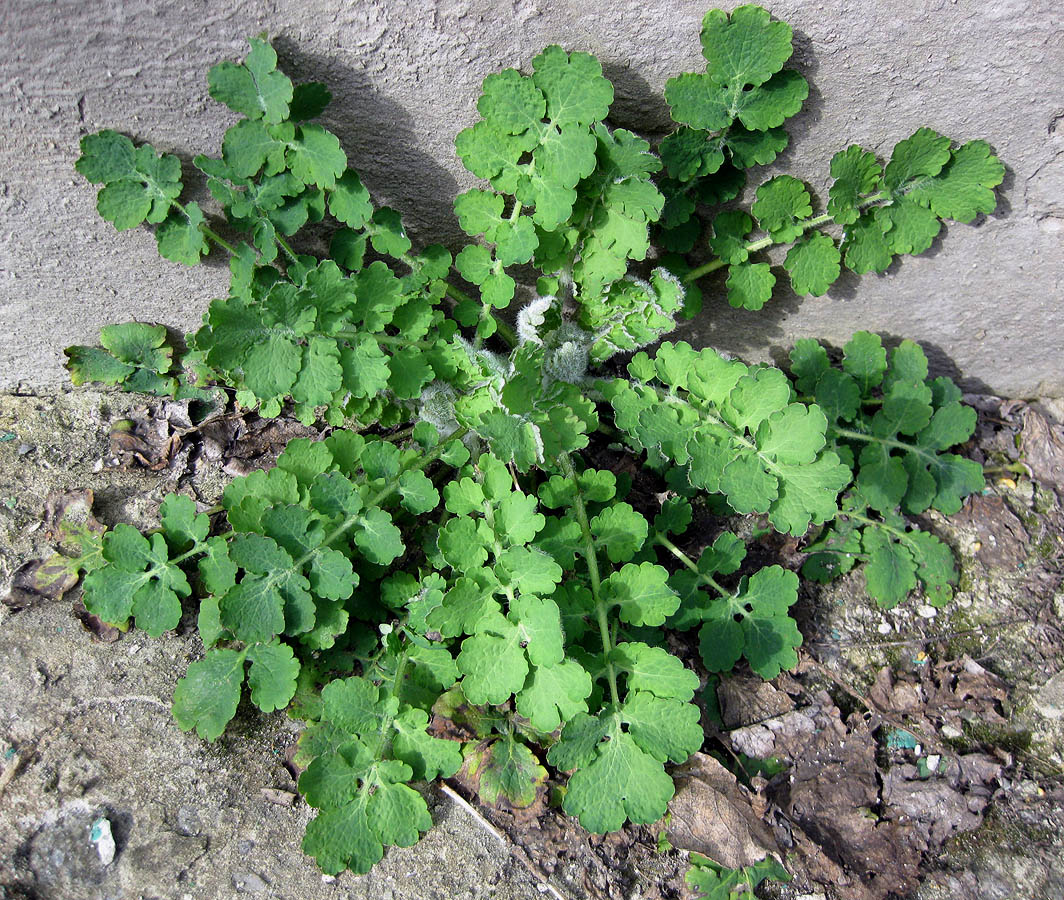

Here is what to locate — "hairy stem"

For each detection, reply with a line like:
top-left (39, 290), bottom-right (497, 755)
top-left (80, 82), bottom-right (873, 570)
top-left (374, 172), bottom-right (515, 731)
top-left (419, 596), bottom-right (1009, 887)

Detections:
top-left (275, 234), bottom-right (300, 264)
top-left (173, 201), bottom-right (240, 257)
top-left (654, 534), bottom-right (732, 598)
top-left (683, 191), bottom-right (891, 284)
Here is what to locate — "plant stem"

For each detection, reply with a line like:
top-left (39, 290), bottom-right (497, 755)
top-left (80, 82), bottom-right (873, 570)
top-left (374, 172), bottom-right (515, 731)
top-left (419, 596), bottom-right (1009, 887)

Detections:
top-left (173, 201), bottom-right (240, 257)
top-left (831, 426), bottom-right (917, 455)
top-left (654, 534), bottom-right (732, 598)
top-left (276, 234), bottom-right (300, 264)
top-left (682, 192), bottom-right (890, 285)
top-left (558, 453), bottom-right (620, 706)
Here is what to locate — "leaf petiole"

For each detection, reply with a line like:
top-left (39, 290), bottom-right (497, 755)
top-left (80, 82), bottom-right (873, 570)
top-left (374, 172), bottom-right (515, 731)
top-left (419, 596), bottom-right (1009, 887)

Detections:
top-left (559, 452), bottom-right (620, 706)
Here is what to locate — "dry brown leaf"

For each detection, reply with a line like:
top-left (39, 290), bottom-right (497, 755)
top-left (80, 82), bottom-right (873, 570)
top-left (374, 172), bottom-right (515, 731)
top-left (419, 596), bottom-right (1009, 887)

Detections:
top-left (3, 489), bottom-right (106, 608)
top-left (666, 752), bottom-right (780, 870)
top-left (868, 666), bottom-right (924, 715)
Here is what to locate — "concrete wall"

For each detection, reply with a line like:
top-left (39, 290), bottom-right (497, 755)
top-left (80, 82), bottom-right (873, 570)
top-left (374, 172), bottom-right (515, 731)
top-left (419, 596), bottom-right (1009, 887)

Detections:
top-left (2, 0), bottom-right (1061, 396)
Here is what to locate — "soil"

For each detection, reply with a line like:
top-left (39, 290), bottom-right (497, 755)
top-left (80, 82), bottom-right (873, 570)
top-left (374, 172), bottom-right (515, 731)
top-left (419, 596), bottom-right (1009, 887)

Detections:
top-left (1, 387), bottom-right (1062, 900)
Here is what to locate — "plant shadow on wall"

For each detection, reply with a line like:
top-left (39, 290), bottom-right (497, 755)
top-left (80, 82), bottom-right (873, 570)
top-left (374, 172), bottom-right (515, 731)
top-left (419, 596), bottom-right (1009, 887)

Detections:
top-left (270, 37), bottom-right (465, 252)
top-left (34, 4), bottom-right (1011, 896)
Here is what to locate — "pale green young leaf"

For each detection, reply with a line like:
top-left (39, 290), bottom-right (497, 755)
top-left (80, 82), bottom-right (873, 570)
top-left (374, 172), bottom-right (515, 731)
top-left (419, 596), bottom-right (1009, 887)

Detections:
top-left (426, 577), bottom-right (500, 639)
top-left (353, 507), bottom-right (405, 566)
top-left (755, 403), bottom-right (828, 465)
top-left (328, 169), bottom-right (373, 228)
top-left (276, 437), bottom-right (333, 487)
top-left (497, 546), bottom-right (564, 595)
top-left (243, 334), bottom-right (302, 400)
top-left (220, 119), bottom-right (286, 178)
top-left (391, 707), bottom-right (463, 781)
top-left (457, 611), bottom-right (528, 705)
top-left (510, 594), bottom-right (564, 666)
top-left (321, 677), bottom-right (399, 737)
top-left (308, 547), bottom-right (357, 601)
top-left (841, 212), bottom-right (893, 274)
top-left (494, 491), bottom-right (545, 545)
top-left (622, 691), bottom-right (703, 763)
top-left (687, 855), bottom-right (790, 900)
top-left (590, 502), bottom-right (649, 563)
top-left (664, 73), bottom-right (732, 132)
top-left (559, 725), bottom-right (676, 833)
top-left (301, 796), bottom-right (379, 875)
top-left (339, 336), bottom-right (390, 398)
top-left (455, 119), bottom-right (533, 181)
top-left (874, 198), bottom-right (941, 255)
top-left (292, 337), bottom-right (343, 407)
top-left (367, 207), bottom-right (412, 258)
top-left (76, 130), bottom-right (137, 183)
top-left (767, 452), bottom-right (851, 535)
top-left (842, 331), bottom-right (887, 392)
top-left (917, 401), bottom-right (977, 451)
top-left (398, 469), bottom-right (440, 515)
top-left (159, 493), bottom-right (209, 551)
top-left (454, 189), bottom-right (505, 238)
top-left (733, 69), bottom-right (808, 131)
top-left (863, 529), bottom-right (917, 608)
top-left (287, 124), bottom-right (347, 189)
top-left (531, 45), bottom-right (613, 126)
top-left (908, 530), bottom-right (957, 607)
top-left (477, 69), bottom-right (545, 134)
top-left (99, 322), bottom-right (171, 373)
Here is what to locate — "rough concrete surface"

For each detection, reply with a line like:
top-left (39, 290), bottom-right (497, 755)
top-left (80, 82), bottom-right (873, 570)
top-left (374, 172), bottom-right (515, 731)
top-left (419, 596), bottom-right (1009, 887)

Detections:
top-left (1, 0), bottom-right (1061, 396)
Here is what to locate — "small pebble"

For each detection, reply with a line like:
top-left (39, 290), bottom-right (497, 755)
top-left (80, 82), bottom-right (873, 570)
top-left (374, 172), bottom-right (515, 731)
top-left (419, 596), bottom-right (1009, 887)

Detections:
top-left (17, 443), bottom-right (34, 455)
top-left (917, 604), bottom-right (937, 619)
top-left (233, 872), bottom-right (267, 893)
top-left (877, 622), bottom-right (892, 635)
top-left (260, 787), bottom-right (296, 807)
top-left (90, 816), bottom-right (116, 865)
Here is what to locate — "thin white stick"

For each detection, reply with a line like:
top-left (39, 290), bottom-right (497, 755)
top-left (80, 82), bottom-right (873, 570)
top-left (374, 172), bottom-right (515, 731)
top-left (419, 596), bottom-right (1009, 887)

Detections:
top-left (438, 783), bottom-right (570, 900)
